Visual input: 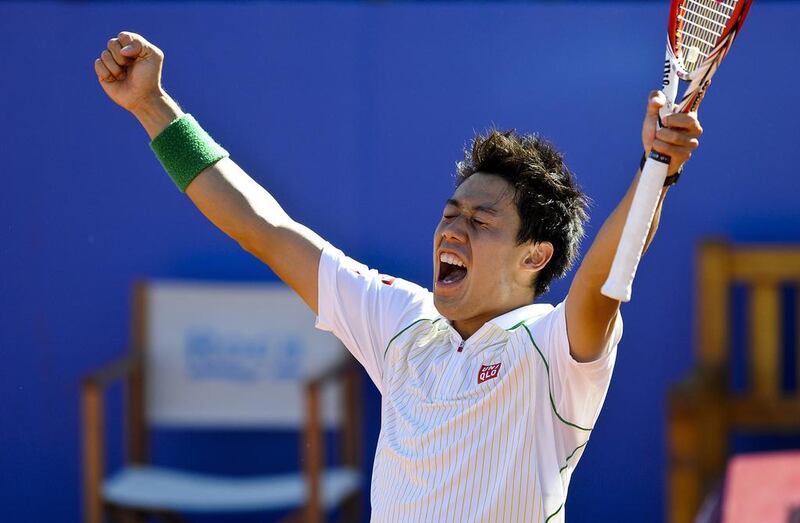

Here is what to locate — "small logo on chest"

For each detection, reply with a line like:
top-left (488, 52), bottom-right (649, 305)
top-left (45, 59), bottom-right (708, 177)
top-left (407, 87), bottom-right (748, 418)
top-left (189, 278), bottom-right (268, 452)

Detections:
top-left (477, 362), bottom-right (502, 384)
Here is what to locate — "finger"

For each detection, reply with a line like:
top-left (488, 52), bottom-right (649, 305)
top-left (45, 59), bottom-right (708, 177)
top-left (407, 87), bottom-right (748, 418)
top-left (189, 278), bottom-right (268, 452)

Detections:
top-left (117, 31), bottom-right (135, 47)
top-left (107, 38), bottom-right (133, 68)
top-left (655, 128), bottom-right (700, 149)
top-left (94, 58), bottom-right (114, 82)
top-left (100, 50), bottom-right (125, 80)
top-left (662, 113), bottom-right (704, 136)
top-left (662, 113), bottom-right (699, 129)
top-left (651, 139), bottom-right (694, 160)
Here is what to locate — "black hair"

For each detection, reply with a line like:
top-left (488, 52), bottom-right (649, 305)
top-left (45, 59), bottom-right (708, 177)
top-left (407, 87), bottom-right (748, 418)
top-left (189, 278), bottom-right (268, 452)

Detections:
top-left (456, 129), bottom-right (589, 296)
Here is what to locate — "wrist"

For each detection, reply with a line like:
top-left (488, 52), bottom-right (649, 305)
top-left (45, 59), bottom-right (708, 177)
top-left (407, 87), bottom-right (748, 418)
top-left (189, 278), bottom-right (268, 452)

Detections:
top-left (132, 91), bottom-right (184, 140)
top-left (639, 151), bottom-right (682, 187)
top-left (149, 114), bottom-right (229, 192)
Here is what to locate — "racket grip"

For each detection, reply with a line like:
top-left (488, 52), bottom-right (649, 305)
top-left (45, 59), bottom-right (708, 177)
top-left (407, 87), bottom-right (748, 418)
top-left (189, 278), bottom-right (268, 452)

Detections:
top-left (601, 154), bottom-right (669, 302)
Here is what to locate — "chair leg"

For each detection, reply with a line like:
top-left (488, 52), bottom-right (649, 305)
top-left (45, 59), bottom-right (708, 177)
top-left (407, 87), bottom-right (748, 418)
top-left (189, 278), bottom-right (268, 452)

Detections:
top-left (151, 510), bottom-right (189, 523)
top-left (277, 509), bottom-right (307, 523)
top-left (698, 404), bottom-right (727, 497)
top-left (106, 505), bottom-right (188, 523)
top-left (338, 492), bottom-right (361, 523)
top-left (82, 385), bottom-right (105, 523)
top-left (668, 403), bottom-right (703, 523)
top-left (105, 504), bottom-right (147, 523)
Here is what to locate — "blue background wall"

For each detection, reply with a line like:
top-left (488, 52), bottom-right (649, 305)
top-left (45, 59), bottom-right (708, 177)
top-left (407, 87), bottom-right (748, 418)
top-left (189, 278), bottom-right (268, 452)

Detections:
top-left (1, 1), bottom-right (798, 521)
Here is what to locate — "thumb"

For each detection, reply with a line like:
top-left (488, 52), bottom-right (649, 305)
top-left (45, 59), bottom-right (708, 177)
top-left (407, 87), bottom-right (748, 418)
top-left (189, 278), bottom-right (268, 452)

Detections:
top-left (120, 40), bottom-right (143, 56)
top-left (642, 90), bottom-right (666, 153)
top-left (646, 90), bottom-right (667, 118)
top-left (120, 42), bottom-right (142, 57)
top-left (118, 32), bottom-right (161, 60)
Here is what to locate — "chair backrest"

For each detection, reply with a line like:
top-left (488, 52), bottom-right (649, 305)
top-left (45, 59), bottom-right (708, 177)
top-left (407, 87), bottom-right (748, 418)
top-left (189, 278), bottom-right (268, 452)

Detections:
top-left (132, 279), bottom-right (346, 429)
top-left (697, 241), bottom-right (800, 399)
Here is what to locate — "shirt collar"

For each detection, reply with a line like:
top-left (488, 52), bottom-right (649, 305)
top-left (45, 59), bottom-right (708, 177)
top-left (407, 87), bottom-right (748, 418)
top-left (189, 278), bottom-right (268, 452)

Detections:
top-left (487, 302), bottom-right (554, 331)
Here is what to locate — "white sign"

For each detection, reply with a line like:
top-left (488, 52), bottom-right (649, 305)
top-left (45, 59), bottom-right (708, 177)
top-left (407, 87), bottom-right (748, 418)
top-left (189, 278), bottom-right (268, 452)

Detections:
top-left (144, 280), bottom-right (345, 429)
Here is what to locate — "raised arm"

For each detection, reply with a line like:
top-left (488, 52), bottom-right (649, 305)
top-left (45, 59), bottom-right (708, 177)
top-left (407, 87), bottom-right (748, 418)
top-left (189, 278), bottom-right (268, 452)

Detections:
top-left (95, 32), bottom-right (325, 313)
top-left (565, 92), bottom-right (703, 362)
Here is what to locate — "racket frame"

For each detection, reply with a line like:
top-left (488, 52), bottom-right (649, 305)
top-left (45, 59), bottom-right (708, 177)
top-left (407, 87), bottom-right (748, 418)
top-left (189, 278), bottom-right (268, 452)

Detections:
top-left (601, 0), bottom-right (752, 302)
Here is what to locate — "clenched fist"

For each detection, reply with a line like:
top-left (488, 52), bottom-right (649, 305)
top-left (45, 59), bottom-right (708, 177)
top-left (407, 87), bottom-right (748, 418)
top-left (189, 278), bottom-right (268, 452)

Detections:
top-left (641, 90), bottom-right (703, 176)
top-left (94, 32), bottom-right (165, 114)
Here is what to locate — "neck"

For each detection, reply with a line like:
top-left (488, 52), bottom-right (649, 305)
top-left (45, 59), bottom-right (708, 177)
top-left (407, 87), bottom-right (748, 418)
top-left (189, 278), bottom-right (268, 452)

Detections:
top-left (450, 298), bottom-right (535, 340)
top-left (451, 318), bottom-right (484, 340)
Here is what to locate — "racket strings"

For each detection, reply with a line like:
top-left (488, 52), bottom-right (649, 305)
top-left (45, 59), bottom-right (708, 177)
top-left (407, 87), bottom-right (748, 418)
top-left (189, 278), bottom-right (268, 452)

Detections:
top-left (676, 0), bottom-right (738, 71)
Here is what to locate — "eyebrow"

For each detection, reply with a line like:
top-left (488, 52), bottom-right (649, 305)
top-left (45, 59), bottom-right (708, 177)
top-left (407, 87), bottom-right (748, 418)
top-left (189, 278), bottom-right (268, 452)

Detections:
top-left (445, 198), bottom-right (500, 215)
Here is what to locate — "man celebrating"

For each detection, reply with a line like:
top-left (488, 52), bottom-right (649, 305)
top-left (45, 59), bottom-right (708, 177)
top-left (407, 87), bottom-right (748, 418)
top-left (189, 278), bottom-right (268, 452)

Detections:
top-left (95, 31), bottom-right (701, 522)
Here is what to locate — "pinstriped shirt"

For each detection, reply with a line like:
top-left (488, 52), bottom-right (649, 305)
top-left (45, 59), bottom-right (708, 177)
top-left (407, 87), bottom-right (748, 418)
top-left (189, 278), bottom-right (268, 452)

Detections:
top-left (315, 243), bottom-right (622, 522)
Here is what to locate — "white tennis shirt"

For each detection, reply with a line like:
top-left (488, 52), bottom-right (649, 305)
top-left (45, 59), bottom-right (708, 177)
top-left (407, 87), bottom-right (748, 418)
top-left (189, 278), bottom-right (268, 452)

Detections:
top-left (315, 243), bottom-right (622, 522)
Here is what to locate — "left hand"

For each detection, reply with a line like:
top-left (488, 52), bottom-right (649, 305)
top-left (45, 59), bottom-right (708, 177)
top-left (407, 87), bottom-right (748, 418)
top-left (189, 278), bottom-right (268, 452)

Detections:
top-left (641, 90), bottom-right (703, 176)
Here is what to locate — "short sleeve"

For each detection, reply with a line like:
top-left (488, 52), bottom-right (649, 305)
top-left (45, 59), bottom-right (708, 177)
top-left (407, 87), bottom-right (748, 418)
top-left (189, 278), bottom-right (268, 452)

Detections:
top-left (528, 300), bottom-right (621, 432)
top-left (315, 242), bottom-right (432, 393)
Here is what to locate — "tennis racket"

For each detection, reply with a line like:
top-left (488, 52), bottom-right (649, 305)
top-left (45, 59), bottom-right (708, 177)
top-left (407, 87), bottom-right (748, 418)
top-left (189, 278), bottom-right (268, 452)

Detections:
top-left (602, 0), bottom-right (753, 302)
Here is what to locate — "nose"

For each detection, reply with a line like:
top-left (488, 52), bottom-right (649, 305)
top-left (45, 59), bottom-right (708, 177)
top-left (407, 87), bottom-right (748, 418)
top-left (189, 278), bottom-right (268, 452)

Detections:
top-left (440, 216), bottom-right (467, 243)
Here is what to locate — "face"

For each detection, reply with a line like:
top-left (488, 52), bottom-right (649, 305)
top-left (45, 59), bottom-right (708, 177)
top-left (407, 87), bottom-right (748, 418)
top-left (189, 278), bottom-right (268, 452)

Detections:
top-left (433, 173), bottom-right (547, 336)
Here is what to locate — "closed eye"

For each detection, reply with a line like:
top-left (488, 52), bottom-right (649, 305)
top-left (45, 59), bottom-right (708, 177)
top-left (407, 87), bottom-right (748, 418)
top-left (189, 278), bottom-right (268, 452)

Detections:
top-left (441, 214), bottom-right (488, 228)
top-left (442, 205), bottom-right (457, 218)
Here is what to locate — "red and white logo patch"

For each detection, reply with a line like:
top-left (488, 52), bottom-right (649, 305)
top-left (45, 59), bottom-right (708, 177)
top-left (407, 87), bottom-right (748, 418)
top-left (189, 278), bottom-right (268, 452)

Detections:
top-left (477, 363), bottom-right (502, 384)
top-left (347, 267), bottom-right (395, 286)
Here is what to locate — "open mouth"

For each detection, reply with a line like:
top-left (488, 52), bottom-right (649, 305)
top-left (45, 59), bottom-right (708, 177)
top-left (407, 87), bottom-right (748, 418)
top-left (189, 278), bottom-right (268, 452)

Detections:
top-left (437, 252), bottom-right (468, 286)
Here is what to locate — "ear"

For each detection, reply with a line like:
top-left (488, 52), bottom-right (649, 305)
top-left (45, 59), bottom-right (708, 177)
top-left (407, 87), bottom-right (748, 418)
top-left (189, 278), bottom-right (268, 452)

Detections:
top-left (520, 241), bottom-right (554, 273)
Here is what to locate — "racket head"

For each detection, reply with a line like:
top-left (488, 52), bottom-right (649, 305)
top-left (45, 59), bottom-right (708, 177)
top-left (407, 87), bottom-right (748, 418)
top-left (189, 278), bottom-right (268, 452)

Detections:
top-left (665, 0), bottom-right (753, 112)
top-left (667, 0), bottom-right (753, 78)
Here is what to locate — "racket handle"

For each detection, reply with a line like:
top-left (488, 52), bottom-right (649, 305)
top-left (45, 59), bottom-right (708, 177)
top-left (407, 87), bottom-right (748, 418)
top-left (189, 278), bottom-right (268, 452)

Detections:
top-left (601, 153), bottom-right (669, 302)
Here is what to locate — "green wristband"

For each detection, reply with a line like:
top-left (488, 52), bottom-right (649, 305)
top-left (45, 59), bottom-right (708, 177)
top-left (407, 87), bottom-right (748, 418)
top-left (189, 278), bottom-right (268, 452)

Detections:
top-left (149, 114), bottom-right (229, 192)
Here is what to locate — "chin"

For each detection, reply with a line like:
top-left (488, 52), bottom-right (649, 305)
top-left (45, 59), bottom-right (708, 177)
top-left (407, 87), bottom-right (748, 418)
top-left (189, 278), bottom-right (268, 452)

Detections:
top-left (432, 293), bottom-right (462, 321)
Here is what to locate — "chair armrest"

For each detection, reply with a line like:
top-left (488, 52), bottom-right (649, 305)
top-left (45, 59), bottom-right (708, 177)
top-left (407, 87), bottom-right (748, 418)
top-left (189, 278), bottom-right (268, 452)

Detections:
top-left (81, 354), bottom-right (138, 389)
top-left (668, 366), bottom-right (726, 404)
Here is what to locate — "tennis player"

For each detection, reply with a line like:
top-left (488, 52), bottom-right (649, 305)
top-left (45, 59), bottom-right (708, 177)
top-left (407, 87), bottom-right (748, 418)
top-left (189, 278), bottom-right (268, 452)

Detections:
top-left (95, 32), bottom-right (702, 522)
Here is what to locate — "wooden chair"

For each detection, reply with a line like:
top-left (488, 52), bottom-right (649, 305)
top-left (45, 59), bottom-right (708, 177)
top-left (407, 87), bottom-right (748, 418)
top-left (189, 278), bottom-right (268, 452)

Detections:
top-left (81, 280), bottom-right (363, 523)
top-left (667, 240), bottom-right (800, 523)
